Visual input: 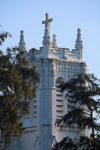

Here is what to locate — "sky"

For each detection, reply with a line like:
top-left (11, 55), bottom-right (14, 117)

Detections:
top-left (1, 0), bottom-right (100, 78)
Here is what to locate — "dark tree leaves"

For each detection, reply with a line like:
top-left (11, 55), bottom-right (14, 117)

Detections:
top-left (55, 73), bottom-right (100, 150)
top-left (0, 32), bottom-right (40, 149)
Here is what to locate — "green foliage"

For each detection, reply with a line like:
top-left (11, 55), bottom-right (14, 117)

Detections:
top-left (78, 136), bottom-right (100, 150)
top-left (55, 73), bottom-right (100, 150)
top-left (52, 137), bottom-right (78, 150)
top-left (0, 32), bottom-right (12, 45)
top-left (0, 33), bottom-right (40, 149)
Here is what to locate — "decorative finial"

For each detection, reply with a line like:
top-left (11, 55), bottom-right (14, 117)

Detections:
top-left (52, 34), bottom-right (57, 48)
top-left (19, 30), bottom-right (27, 51)
top-left (75, 28), bottom-right (83, 60)
top-left (75, 28), bottom-right (83, 49)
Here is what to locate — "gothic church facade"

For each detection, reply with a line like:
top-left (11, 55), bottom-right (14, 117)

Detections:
top-left (10, 13), bottom-right (89, 150)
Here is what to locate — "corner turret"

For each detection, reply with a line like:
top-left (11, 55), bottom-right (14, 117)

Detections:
top-left (75, 28), bottom-right (83, 60)
top-left (19, 30), bottom-right (27, 51)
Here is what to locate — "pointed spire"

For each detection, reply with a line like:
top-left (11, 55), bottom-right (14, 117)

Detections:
top-left (75, 28), bottom-right (83, 60)
top-left (52, 34), bottom-right (57, 48)
top-left (19, 30), bottom-right (27, 51)
top-left (75, 28), bottom-right (83, 50)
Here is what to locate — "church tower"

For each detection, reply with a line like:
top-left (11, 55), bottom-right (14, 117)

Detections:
top-left (9, 13), bottom-right (89, 150)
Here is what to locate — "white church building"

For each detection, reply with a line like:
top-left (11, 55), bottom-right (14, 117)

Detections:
top-left (10, 13), bottom-right (89, 150)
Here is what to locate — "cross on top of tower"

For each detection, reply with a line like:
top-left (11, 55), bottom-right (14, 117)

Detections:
top-left (42, 13), bottom-right (53, 58)
top-left (42, 13), bottom-right (53, 24)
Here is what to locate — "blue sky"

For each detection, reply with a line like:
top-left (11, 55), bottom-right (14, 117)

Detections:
top-left (1, 0), bottom-right (100, 78)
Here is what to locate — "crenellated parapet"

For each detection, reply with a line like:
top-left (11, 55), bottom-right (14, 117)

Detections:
top-left (19, 14), bottom-right (84, 62)
top-left (20, 28), bottom-right (83, 62)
